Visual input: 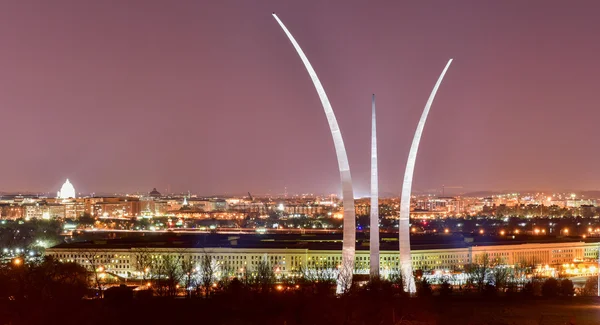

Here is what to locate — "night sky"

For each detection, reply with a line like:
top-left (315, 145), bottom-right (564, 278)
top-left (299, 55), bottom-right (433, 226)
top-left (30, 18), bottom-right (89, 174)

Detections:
top-left (0, 1), bottom-right (599, 196)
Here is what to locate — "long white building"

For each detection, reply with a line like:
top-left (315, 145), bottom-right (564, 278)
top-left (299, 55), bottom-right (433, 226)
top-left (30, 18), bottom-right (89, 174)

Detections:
top-left (46, 236), bottom-right (600, 280)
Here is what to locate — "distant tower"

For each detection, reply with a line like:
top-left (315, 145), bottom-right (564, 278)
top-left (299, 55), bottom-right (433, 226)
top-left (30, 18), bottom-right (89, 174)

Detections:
top-left (273, 13), bottom-right (356, 294)
top-left (370, 94), bottom-right (380, 278)
top-left (57, 179), bottom-right (76, 199)
top-left (399, 59), bottom-right (453, 293)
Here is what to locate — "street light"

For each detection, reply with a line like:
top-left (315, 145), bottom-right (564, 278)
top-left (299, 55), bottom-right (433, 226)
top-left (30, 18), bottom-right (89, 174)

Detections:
top-left (12, 258), bottom-right (22, 266)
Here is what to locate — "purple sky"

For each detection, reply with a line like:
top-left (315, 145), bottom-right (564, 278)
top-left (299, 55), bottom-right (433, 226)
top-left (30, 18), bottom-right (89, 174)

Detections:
top-left (0, 1), bottom-right (599, 196)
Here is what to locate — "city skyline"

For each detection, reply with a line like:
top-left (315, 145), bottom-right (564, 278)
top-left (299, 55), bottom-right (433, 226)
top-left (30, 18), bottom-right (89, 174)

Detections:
top-left (1, 1), bottom-right (600, 195)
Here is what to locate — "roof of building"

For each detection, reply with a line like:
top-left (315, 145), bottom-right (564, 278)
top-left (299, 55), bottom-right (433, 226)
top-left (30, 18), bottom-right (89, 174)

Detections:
top-left (149, 188), bottom-right (161, 197)
top-left (49, 232), bottom-right (600, 252)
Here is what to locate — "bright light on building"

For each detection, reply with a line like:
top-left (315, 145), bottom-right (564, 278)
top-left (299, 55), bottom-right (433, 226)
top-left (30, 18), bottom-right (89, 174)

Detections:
top-left (57, 179), bottom-right (76, 199)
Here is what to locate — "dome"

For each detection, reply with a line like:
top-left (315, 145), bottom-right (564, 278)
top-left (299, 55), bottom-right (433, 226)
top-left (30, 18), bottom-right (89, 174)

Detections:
top-left (149, 188), bottom-right (161, 198)
top-left (58, 179), bottom-right (76, 199)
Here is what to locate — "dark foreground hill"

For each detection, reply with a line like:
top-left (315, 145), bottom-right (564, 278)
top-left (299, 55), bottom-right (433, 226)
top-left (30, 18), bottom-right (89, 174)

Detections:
top-left (0, 294), bottom-right (598, 325)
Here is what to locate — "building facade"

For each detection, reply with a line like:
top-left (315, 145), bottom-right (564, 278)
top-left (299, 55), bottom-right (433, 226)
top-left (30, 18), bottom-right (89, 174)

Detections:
top-left (46, 241), bottom-right (600, 280)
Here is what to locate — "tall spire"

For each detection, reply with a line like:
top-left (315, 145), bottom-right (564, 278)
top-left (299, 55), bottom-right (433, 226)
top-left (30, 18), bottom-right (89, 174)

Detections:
top-left (272, 13), bottom-right (356, 294)
top-left (370, 94), bottom-right (379, 278)
top-left (399, 59), bottom-right (453, 293)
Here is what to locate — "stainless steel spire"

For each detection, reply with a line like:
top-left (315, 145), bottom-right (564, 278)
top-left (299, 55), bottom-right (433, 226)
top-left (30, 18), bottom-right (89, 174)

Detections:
top-left (370, 94), bottom-right (379, 278)
top-left (272, 13), bottom-right (356, 293)
top-left (399, 59), bottom-right (453, 293)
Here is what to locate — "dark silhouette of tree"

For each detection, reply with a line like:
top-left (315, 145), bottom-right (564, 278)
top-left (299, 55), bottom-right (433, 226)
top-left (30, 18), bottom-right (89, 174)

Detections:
top-left (559, 278), bottom-right (574, 296)
top-left (78, 213), bottom-right (95, 226)
top-left (416, 277), bottom-right (432, 297)
top-left (0, 256), bottom-right (87, 301)
top-left (541, 278), bottom-right (560, 297)
top-left (253, 260), bottom-right (274, 293)
top-left (197, 252), bottom-right (217, 298)
top-left (438, 278), bottom-right (453, 297)
top-left (132, 247), bottom-right (153, 283)
top-left (179, 254), bottom-right (196, 298)
top-left (581, 276), bottom-right (598, 296)
top-left (80, 248), bottom-right (109, 297)
top-left (491, 266), bottom-right (511, 292)
top-left (464, 253), bottom-right (491, 292)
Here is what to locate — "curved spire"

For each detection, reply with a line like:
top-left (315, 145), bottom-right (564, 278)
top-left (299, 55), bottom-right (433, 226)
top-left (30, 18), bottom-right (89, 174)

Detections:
top-left (272, 13), bottom-right (356, 293)
top-left (399, 59), bottom-right (453, 293)
top-left (370, 94), bottom-right (379, 278)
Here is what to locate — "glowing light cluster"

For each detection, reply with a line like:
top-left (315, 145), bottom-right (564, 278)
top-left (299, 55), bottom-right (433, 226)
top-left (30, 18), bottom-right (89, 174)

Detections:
top-left (58, 179), bottom-right (76, 199)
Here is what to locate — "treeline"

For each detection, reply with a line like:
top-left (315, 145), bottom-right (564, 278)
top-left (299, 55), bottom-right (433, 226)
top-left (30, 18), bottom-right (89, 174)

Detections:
top-left (0, 256), bottom-right (88, 300)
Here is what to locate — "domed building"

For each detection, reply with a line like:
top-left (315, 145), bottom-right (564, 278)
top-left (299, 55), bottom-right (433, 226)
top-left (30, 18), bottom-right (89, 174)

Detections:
top-left (58, 179), bottom-right (76, 199)
top-left (149, 188), bottom-right (161, 198)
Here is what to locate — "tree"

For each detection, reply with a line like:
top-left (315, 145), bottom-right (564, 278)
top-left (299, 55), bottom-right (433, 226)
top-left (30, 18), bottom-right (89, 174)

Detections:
top-left (298, 261), bottom-right (337, 296)
top-left (80, 249), bottom-right (109, 297)
top-left (581, 276), bottom-right (598, 296)
top-left (253, 260), bottom-right (275, 293)
top-left (162, 255), bottom-right (183, 297)
top-left (491, 266), bottom-right (511, 292)
top-left (179, 254), bottom-right (196, 298)
top-left (416, 277), bottom-right (432, 297)
top-left (438, 278), bottom-right (453, 297)
top-left (149, 254), bottom-right (183, 297)
top-left (197, 252), bottom-right (218, 298)
top-left (78, 213), bottom-right (95, 226)
top-left (388, 269), bottom-right (407, 297)
top-left (559, 278), bottom-right (574, 296)
top-left (132, 248), bottom-right (153, 283)
top-left (464, 253), bottom-right (491, 292)
top-left (31, 257), bottom-right (88, 300)
top-left (541, 278), bottom-right (560, 297)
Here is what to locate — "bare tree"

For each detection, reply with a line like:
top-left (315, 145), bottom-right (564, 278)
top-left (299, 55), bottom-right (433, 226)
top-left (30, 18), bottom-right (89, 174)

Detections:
top-left (464, 253), bottom-right (491, 292)
top-left (179, 254), bottom-right (196, 298)
top-left (149, 253), bottom-right (183, 297)
top-left (80, 249), bottom-right (109, 297)
top-left (387, 268), bottom-right (406, 296)
top-left (491, 266), bottom-right (511, 292)
top-left (132, 247), bottom-right (153, 283)
top-left (162, 254), bottom-right (183, 297)
top-left (581, 276), bottom-right (598, 297)
top-left (253, 260), bottom-right (275, 293)
top-left (197, 252), bottom-right (217, 298)
top-left (299, 260), bottom-right (337, 295)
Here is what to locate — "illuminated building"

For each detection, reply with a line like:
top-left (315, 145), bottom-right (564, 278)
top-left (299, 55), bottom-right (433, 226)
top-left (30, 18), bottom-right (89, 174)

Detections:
top-left (0, 204), bottom-right (24, 219)
top-left (149, 188), bottom-right (161, 198)
top-left (399, 59), bottom-right (453, 293)
top-left (46, 235), bottom-right (600, 282)
top-left (92, 197), bottom-right (141, 218)
top-left (22, 202), bottom-right (65, 219)
top-left (566, 198), bottom-right (596, 208)
top-left (57, 179), bottom-right (76, 199)
top-left (273, 13), bottom-right (356, 293)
